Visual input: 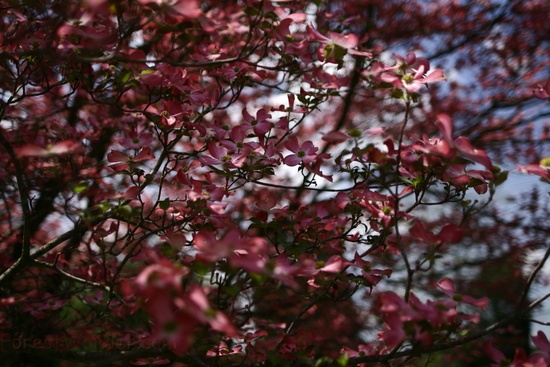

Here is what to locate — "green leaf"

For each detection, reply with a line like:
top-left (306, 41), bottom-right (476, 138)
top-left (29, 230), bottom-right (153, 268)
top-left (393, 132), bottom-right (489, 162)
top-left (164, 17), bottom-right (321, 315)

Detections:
top-left (493, 170), bottom-right (509, 186)
top-left (119, 70), bottom-right (132, 85)
top-left (324, 44), bottom-right (347, 62)
top-left (297, 94), bottom-right (309, 104)
top-left (191, 261), bottom-right (210, 277)
top-left (315, 356), bottom-right (333, 367)
top-left (243, 6), bottom-right (259, 16)
top-left (72, 182), bottom-right (88, 193)
top-left (469, 178), bottom-right (484, 187)
top-left (115, 204), bottom-right (133, 219)
top-left (159, 198), bottom-right (171, 210)
top-left (158, 242), bottom-right (176, 257)
top-left (390, 88), bottom-right (405, 99)
top-left (337, 353), bottom-right (349, 367)
top-left (97, 202), bottom-right (111, 213)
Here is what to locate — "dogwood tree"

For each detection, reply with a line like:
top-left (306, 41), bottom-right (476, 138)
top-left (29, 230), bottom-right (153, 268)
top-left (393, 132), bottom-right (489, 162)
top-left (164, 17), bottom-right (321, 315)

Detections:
top-left (0, 0), bottom-right (549, 366)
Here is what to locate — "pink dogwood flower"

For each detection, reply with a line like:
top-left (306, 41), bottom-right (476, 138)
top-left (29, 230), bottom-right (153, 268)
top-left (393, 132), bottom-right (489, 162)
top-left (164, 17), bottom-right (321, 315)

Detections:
top-left (437, 278), bottom-right (489, 309)
top-left (17, 140), bottom-right (82, 158)
top-left (374, 52), bottom-right (446, 93)
top-left (199, 141), bottom-right (247, 168)
top-left (135, 262), bottom-right (237, 355)
top-left (242, 108), bottom-right (272, 139)
top-left (435, 114), bottom-right (493, 170)
top-left (306, 23), bottom-right (371, 63)
top-left (533, 81), bottom-right (550, 99)
top-left (107, 147), bottom-right (155, 172)
top-left (193, 230), bottom-right (269, 274)
top-left (137, 0), bottom-right (201, 19)
top-left (283, 136), bottom-right (318, 166)
top-left (518, 163), bottom-right (550, 182)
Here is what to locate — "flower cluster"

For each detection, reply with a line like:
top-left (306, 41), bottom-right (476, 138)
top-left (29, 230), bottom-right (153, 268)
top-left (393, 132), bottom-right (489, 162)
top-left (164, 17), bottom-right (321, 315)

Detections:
top-left (133, 261), bottom-right (237, 354)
